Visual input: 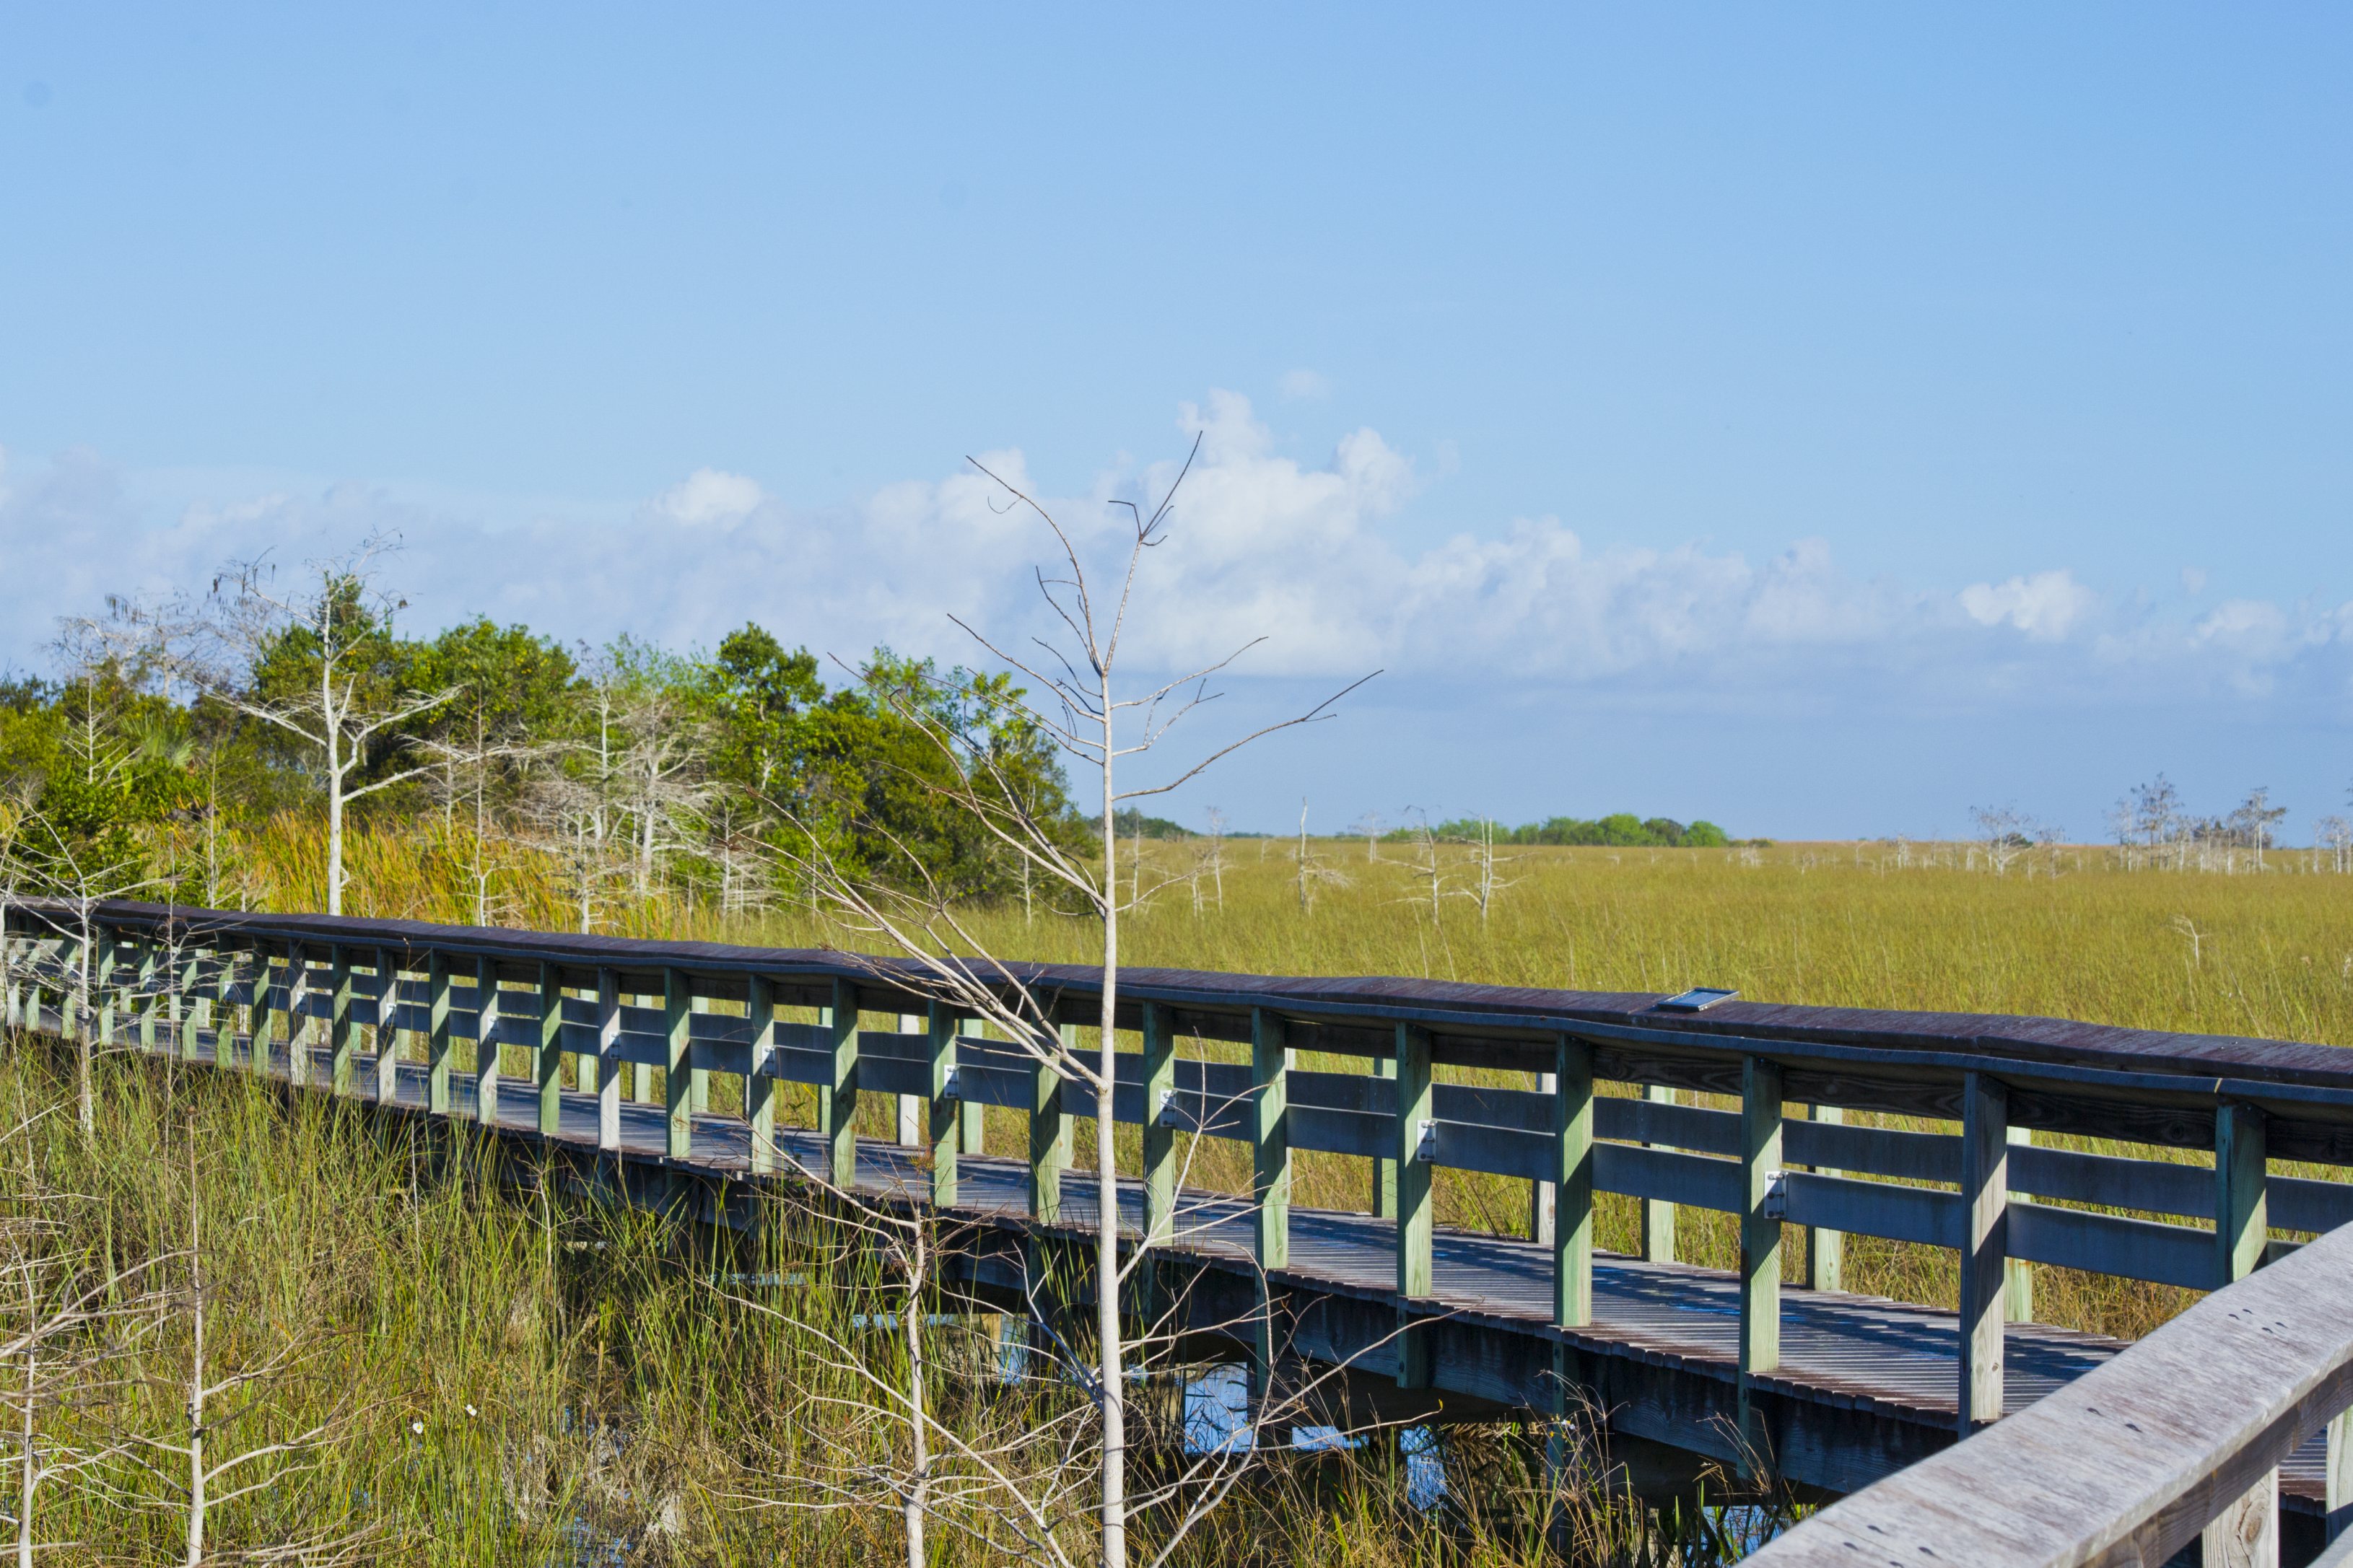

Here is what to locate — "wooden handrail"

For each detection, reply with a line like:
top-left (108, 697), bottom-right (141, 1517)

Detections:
top-left (1747, 1217), bottom-right (2353, 1567)
top-left (10, 894), bottom-right (2353, 1557)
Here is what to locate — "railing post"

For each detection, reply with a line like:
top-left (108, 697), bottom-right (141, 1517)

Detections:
top-left (1958, 1072), bottom-right (2009, 1434)
top-left (595, 966), bottom-right (621, 1151)
top-left (135, 937), bottom-right (159, 1054)
top-left (1804, 1103), bottom-right (1843, 1291)
top-left (330, 947), bottom-right (355, 1095)
top-left (827, 977), bottom-right (860, 1190)
top-left (898, 1013), bottom-right (925, 1148)
top-left (1643, 1084), bottom-right (1677, 1263)
top-left (427, 950), bottom-right (453, 1116)
top-left (2329, 1406), bottom-right (2353, 1543)
top-left (2005, 1124), bottom-right (2035, 1322)
top-left (663, 968), bottom-right (692, 1159)
top-left (476, 958), bottom-right (502, 1127)
top-left (1739, 1055), bottom-right (1784, 1462)
top-left (536, 963), bottom-right (564, 1137)
top-left (1141, 1002), bottom-right (1175, 1244)
top-left (212, 944), bottom-right (237, 1067)
top-left (95, 929), bottom-right (118, 1052)
top-left (246, 941), bottom-right (273, 1074)
top-left (687, 990), bottom-right (709, 1117)
top-left (1531, 1068), bottom-right (1558, 1245)
top-left (176, 942), bottom-right (201, 1062)
top-left (1252, 1006), bottom-right (1291, 1274)
top-left (1553, 1035), bottom-right (1594, 1331)
top-left (1395, 1021), bottom-right (1434, 1390)
top-left (746, 974), bottom-right (776, 1176)
top-left (1371, 1052), bottom-right (1398, 1219)
top-left (959, 1018), bottom-right (986, 1155)
top-left (1028, 1021), bottom-right (1070, 1222)
top-left (2208, 1099), bottom-right (2276, 1567)
top-left (1252, 1007), bottom-right (1293, 1390)
top-left (375, 949), bottom-right (401, 1105)
top-left (928, 1000), bottom-right (959, 1208)
top-left (625, 979), bottom-right (653, 1108)
top-left (286, 941), bottom-right (311, 1087)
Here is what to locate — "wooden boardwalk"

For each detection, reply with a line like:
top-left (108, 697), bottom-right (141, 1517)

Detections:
top-left (165, 1025), bottom-right (2334, 1514)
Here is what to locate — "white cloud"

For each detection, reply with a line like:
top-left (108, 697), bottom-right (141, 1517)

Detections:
top-left (1, 395), bottom-right (2346, 724)
top-left (642, 467), bottom-right (764, 528)
top-left (1957, 570), bottom-right (2097, 641)
top-left (1277, 368), bottom-right (1330, 400)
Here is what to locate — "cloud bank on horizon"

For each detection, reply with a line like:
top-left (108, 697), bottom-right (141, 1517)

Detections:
top-left (4, 392), bottom-right (2341, 725)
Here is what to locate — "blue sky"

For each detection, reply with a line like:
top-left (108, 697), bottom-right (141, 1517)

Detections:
top-left (3, 6), bottom-right (2349, 839)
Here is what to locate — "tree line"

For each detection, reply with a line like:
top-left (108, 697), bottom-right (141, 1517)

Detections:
top-left (0, 539), bottom-right (1075, 929)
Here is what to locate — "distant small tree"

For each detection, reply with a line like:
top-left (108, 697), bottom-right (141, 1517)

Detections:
top-left (1969, 805), bottom-right (2040, 877)
top-left (2227, 787), bottom-right (2289, 870)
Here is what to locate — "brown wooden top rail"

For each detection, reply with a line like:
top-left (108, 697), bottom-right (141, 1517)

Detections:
top-left (9, 896), bottom-right (2353, 1556)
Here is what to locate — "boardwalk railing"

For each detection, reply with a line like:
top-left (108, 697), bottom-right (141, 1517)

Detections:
top-left (9, 898), bottom-right (2353, 1560)
top-left (1748, 1216), bottom-right (2353, 1567)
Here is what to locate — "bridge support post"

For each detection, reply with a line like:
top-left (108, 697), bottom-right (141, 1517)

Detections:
top-left (746, 975), bottom-right (775, 1175)
top-left (826, 977), bottom-right (860, 1191)
top-left (1958, 1072), bottom-right (2009, 1434)
top-left (1027, 1021), bottom-right (1070, 1222)
top-left (1738, 1055), bottom-right (1784, 1469)
top-left (1396, 1021), bottom-right (1434, 1390)
top-left (2205, 1100), bottom-right (2276, 1568)
top-left (330, 947), bottom-right (355, 1095)
top-left (928, 1001), bottom-right (958, 1208)
top-left (536, 963), bottom-right (564, 1138)
top-left (1804, 1104), bottom-right (1843, 1291)
top-left (596, 967), bottom-right (622, 1151)
top-left (664, 968), bottom-right (692, 1159)
top-left (1643, 1084), bottom-right (1677, 1263)
top-left (374, 949), bottom-right (400, 1105)
top-left (427, 951), bottom-right (453, 1116)
top-left (1252, 1007), bottom-right (1292, 1388)
top-left (476, 958), bottom-right (502, 1128)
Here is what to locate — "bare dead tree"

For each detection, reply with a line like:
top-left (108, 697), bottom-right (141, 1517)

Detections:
top-left (416, 701), bottom-right (542, 927)
top-left (769, 434), bottom-right (1374, 1568)
top-left (1290, 802), bottom-right (1349, 915)
top-left (1392, 810), bottom-right (1449, 923)
top-left (1451, 817), bottom-right (1516, 921)
top-left (0, 1095), bottom-right (180, 1567)
top-left (92, 537), bottom-right (458, 917)
top-left (128, 1145), bottom-right (372, 1568)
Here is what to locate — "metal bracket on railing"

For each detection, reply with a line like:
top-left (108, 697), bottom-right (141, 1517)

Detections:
top-left (1414, 1118), bottom-right (1438, 1164)
top-left (1762, 1169), bottom-right (1789, 1221)
top-left (1154, 1086), bottom-right (1179, 1126)
top-left (938, 1064), bottom-right (962, 1101)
